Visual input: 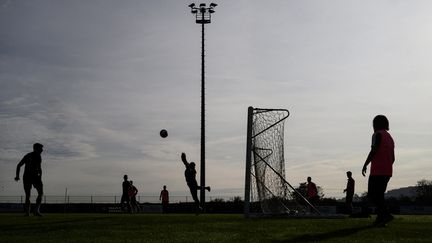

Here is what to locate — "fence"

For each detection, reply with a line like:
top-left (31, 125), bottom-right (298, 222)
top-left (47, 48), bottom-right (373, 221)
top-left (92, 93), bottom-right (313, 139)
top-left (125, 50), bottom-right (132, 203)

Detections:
top-left (0, 195), bottom-right (242, 204)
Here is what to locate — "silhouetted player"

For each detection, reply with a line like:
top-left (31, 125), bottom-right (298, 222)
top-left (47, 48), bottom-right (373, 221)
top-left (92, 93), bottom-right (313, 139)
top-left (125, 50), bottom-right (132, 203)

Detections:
top-left (181, 153), bottom-right (210, 211)
top-left (15, 143), bottom-right (44, 216)
top-left (121, 175), bottom-right (131, 213)
top-left (362, 115), bottom-right (395, 226)
top-left (129, 180), bottom-right (139, 213)
top-left (159, 185), bottom-right (169, 213)
top-left (306, 176), bottom-right (319, 212)
top-left (343, 171), bottom-right (355, 214)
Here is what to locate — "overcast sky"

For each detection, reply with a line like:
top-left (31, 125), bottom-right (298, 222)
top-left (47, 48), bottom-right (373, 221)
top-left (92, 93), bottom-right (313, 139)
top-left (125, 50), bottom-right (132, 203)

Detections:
top-left (1, 0), bottom-right (432, 199)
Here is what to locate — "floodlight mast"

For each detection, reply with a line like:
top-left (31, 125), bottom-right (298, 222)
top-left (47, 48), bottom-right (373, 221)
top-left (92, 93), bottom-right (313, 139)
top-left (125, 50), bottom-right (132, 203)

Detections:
top-left (188, 2), bottom-right (217, 211)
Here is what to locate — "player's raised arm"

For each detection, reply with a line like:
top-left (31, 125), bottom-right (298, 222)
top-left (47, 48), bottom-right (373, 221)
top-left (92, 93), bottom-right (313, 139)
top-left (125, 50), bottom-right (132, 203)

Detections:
top-left (181, 152), bottom-right (189, 167)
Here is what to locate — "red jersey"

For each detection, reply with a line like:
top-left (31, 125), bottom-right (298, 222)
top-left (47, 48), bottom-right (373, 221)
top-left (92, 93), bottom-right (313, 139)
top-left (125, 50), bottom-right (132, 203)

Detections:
top-left (128, 185), bottom-right (138, 197)
top-left (307, 182), bottom-right (318, 198)
top-left (371, 130), bottom-right (395, 176)
top-left (160, 189), bottom-right (169, 202)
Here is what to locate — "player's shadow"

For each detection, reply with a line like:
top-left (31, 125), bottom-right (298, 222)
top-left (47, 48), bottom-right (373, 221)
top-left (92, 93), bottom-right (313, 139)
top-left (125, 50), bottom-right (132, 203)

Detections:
top-left (275, 225), bottom-right (372, 242)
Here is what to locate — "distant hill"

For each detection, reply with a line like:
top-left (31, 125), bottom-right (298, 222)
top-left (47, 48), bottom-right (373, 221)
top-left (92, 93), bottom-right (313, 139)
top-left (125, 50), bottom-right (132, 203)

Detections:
top-left (385, 186), bottom-right (417, 198)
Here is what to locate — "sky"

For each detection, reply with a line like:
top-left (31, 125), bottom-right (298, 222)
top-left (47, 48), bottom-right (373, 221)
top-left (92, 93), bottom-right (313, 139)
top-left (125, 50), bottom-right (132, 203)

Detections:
top-left (1, 0), bottom-right (432, 200)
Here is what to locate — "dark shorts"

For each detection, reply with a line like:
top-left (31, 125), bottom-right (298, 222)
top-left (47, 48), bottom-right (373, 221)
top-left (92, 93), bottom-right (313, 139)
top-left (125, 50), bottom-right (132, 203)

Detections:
top-left (187, 181), bottom-right (198, 190)
top-left (368, 176), bottom-right (390, 201)
top-left (308, 196), bottom-right (319, 205)
top-left (23, 175), bottom-right (43, 192)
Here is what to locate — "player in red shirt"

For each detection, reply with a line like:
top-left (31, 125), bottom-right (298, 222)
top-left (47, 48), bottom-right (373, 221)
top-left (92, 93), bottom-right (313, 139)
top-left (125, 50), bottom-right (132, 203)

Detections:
top-left (159, 185), bottom-right (169, 213)
top-left (306, 176), bottom-right (319, 211)
top-left (129, 181), bottom-right (139, 213)
top-left (362, 115), bottom-right (395, 226)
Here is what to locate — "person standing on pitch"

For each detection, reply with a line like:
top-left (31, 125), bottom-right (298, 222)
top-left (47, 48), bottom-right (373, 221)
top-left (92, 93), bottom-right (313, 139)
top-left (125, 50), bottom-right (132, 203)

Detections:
top-left (306, 176), bottom-right (319, 211)
top-left (159, 185), bottom-right (169, 213)
top-left (129, 180), bottom-right (139, 213)
top-left (343, 171), bottom-right (355, 214)
top-left (120, 175), bottom-right (131, 213)
top-left (362, 115), bottom-right (395, 226)
top-left (14, 143), bottom-right (44, 216)
top-left (181, 153), bottom-right (210, 212)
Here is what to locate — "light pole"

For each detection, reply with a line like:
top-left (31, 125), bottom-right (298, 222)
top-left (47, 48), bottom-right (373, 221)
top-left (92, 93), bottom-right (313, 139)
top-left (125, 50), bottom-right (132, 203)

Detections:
top-left (188, 2), bottom-right (217, 210)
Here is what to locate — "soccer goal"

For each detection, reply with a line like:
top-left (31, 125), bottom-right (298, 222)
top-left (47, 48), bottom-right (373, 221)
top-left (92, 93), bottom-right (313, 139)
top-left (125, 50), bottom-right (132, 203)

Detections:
top-left (244, 106), bottom-right (320, 218)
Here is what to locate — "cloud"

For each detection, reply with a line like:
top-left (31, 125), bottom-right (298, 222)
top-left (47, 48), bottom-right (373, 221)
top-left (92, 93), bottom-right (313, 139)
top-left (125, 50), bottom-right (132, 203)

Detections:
top-left (1, 1), bottom-right (432, 199)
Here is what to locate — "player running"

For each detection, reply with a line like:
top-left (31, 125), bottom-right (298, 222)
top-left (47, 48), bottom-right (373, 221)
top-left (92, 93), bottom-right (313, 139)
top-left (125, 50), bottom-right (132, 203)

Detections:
top-left (181, 153), bottom-right (210, 211)
top-left (15, 143), bottom-right (44, 216)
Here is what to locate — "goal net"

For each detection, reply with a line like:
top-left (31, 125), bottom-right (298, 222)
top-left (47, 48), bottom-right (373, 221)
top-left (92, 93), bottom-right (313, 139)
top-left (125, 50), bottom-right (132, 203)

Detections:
top-left (244, 106), bottom-right (320, 217)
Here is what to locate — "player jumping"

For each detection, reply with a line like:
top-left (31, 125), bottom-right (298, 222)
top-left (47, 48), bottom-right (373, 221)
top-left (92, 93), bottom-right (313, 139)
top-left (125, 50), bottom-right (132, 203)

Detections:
top-left (181, 153), bottom-right (210, 211)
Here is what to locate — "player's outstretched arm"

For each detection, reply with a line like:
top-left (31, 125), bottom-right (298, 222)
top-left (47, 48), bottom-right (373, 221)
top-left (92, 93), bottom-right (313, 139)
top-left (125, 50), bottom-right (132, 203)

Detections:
top-left (181, 152), bottom-right (189, 166)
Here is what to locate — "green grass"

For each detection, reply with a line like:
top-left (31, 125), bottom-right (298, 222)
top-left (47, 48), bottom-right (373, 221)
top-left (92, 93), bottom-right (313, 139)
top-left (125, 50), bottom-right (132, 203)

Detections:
top-left (0, 213), bottom-right (431, 242)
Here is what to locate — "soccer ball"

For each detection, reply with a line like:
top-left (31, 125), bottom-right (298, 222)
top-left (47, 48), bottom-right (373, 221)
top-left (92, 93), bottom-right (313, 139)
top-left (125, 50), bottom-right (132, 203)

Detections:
top-left (160, 129), bottom-right (168, 138)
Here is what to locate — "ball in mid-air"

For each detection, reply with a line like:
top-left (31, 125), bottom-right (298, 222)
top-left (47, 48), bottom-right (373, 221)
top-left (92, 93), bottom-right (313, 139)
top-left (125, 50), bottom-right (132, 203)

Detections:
top-left (160, 129), bottom-right (168, 138)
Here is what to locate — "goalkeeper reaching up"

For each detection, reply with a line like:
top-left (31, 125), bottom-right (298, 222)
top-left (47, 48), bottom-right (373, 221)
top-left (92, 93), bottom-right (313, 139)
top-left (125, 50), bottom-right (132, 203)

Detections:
top-left (181, 153), bottom-right (210, 211)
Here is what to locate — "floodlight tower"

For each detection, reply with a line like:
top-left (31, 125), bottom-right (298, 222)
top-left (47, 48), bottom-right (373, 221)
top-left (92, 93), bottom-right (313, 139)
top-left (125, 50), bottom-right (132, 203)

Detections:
top-left (188, 2), bottom-right (217, 210)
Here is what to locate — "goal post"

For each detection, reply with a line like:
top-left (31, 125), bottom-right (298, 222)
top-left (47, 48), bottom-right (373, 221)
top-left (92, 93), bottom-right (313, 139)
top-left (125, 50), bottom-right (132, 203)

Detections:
top-left (244, 106), bottom-right (320, 218)
top-left (243, 106), bottom-right (254, 216)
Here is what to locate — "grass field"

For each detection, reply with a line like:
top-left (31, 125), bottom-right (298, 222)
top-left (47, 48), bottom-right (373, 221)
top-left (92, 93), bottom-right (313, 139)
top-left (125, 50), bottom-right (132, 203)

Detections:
top-left (1, 213), bottom-right (431, 242)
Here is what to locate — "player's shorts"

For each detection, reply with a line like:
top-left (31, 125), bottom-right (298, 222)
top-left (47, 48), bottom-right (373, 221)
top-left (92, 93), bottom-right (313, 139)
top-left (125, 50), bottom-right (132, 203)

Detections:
top-left (187, 181), bottom-right (198, 190)
top-left (23, 175), bottom-right (43, 192)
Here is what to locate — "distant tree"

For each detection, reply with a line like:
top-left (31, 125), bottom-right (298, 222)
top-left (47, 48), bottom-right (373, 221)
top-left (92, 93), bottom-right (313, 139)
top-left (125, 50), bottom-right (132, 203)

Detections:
top-left (359, 192), bottom-right (368, 202)
top-left (231, 196), bottom-right (243, 203)
top-left (397, 195), bottom-right (413, 204)
top-left (353, 193), bottom-right (361, 202)
top-left (415, 179), bottom-right (432, 204)
top-left (317, 186), bottom-right (325, 199)
top-left (210, 198), bottom-right (225, 203)
top-left (320, 197), bottom-right (337, 204)
top-left (296, 182), bottom-right (307, 198)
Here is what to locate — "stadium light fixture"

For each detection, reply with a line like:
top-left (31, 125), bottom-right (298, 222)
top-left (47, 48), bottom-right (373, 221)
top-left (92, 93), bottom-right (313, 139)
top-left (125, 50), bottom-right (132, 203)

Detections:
top-left (188, 3), bottom-right (217, 211)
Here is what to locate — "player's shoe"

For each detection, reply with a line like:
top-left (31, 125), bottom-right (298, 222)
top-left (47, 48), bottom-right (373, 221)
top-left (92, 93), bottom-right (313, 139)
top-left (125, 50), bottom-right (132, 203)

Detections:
top-left (195, 206), bottom-right (203, 216)
top-left (382, 214), bottom-right (394, 225)
top-left (24, 205), bottom-right (30, 216)
top-left (205, 186), bottom-right (211, 192)
top-left (34, 211), bottom-right (43, 217)
top-left (373, 214), bottom-right (393, 227)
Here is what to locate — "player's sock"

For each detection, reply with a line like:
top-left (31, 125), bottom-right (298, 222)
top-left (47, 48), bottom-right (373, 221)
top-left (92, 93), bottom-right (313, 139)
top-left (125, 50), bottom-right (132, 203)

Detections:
top-left (195, 206), bottom-right (202, 216)
top-left (24, 203), bottom-right (30, 216)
